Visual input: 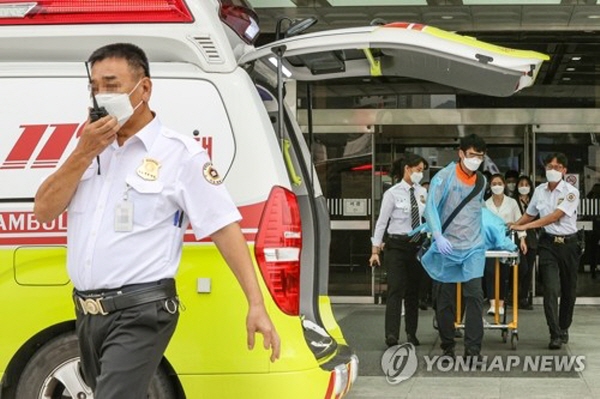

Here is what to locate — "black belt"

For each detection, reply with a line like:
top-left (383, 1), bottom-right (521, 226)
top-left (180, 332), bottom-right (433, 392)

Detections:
top-left (541, 232), bottom-right (578, 244)
top-left (74, 279), bottom-right (177, 316)
top-left (387, 233), bottom-right (424, 244)
top-left (388, 234), bottom-right (411, 242)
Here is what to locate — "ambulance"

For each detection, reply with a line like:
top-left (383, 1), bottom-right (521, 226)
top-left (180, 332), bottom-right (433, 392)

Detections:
top-left (0, 0), bottom-right (548, 398)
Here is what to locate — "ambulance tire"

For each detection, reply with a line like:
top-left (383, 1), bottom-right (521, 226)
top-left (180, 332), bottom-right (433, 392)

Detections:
top-left (14, 332), bottom-right (177, 399)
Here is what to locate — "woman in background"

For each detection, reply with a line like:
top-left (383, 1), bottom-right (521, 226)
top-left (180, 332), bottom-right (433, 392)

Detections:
top-left (513, 175), bottom-right (537, 309)
top-left (484, 174), bottom-right (527, 315)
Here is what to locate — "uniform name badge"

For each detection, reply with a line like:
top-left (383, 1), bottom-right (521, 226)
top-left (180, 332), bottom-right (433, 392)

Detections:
top-left (137, 158), bottom-right (160, 181)
top-left (115, 200), bottom-right (133, 232)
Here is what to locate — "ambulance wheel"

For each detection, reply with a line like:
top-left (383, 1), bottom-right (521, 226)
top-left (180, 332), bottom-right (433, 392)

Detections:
top-left (14, 332), bottom-right (177, 399)
top-left (511, 333), bottom-right (519, 350)
top-left (501, 329), bottom-right (508, 343)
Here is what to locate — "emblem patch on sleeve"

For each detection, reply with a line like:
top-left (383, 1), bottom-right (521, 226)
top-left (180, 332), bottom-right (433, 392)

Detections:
top-left (567, 193), bottom-right (576, 202)
top-left (203, 162), bottom-right (223, 185)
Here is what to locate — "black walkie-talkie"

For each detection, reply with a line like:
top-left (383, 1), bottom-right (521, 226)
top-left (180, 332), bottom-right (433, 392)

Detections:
top-left (85, 62), bottom-right (107, 175)
top-left (85, 61), bottom-right (108, 122)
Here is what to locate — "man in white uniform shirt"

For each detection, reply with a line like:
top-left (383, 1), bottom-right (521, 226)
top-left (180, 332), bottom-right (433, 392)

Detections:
top-left (34, 43), bottom-right (280, 398)
top-left (511, 152), bottom-right (581, 350)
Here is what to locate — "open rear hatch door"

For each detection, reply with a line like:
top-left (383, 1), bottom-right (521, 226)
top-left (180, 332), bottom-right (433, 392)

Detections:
top-left (239, 22), bottom-right (548, 97)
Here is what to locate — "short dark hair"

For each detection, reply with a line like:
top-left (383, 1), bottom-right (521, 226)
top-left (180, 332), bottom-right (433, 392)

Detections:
top-left (459, 134), bottom-right (486, 153)
top-left (88, 43), bottom-right (150, 78)
top-left (490, 173), bottom-right (505, 184)
top-left (513, 175), bottom-right (535, 199)
top-left (390, 152), bottom-right (429, 180)
top-left (505, 169), bottom-right (519, 180)
top-left (543, 152), bottom-right (568, 168)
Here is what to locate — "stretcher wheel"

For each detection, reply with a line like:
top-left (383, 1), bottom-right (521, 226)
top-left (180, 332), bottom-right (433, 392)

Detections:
top-left (511, 332), bottom-right (518, 350)
top-left (501, 329), bottom-right (508, 343)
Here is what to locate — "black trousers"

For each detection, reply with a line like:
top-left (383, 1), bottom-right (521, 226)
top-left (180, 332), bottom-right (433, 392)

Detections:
top-left (383, 238), bottom-right (425, 340)
top-left (75, 297), bottom-right (179, 398)
top-left (538, 234), bottom-right (580, 339)
top-left (434, 278), bottom-right (484, 352)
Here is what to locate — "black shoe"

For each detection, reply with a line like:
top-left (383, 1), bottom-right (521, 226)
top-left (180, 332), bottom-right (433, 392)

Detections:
top-left (519, 299), bottom-right (533, 310)
top-left (442, 346), bottom-right (455, 360)
top-left (560, 330), bottom-right (569, 344)
top-left (548, 337), bottom-right (562, 350)
top-left (385, 335), bottom-right (398, 347)
top-left (464, 347), bottom-right (481, 357)
top-left (407, 334), bottom-right (420, 346)
top-left (463, 347), bottom-right (482, 366)
top-left (419, 300), bottom-right (428, 310)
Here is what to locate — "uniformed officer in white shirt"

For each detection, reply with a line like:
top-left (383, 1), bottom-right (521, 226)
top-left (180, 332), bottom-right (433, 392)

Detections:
top-left (369, 153), bottom-right (428, 348)
top-left (511, 152), bottom-right (581, 350)
top-left (34, 43), bottom-right (280, 399)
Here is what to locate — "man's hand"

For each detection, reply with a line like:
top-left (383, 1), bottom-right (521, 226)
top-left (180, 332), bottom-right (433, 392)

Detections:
top-left (433, 232), bottom-right (453, 255)
top-left (520, 238), bottom-right (528, 255)
top-left (247, 304), bottom-right (281, 362)
top-left (76, 114), bottom-right (119, 159)
top-left (369, 253), bottom-right (380, 267)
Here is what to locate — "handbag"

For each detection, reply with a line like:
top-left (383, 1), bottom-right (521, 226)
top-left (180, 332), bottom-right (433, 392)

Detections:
top-left (417, 171), bottom-right (484, 262)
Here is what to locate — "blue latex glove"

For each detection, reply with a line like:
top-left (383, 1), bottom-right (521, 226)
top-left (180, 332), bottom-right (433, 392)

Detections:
top-left (433, 231), bottom-right (453, 255)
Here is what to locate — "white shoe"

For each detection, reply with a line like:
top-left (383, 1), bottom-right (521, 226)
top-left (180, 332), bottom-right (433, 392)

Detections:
top-left (498, 306), bottom-right (505, 316)
top-left (487, 306), bottom-right (495, 315)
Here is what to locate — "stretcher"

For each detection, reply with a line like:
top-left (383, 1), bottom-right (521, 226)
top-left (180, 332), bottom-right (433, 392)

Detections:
top-left (455, 250), bottom-right (520, 350)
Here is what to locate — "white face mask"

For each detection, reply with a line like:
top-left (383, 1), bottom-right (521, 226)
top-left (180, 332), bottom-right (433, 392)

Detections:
top-left (462, 157), bottom-right (483, 172)
top-left (507, 183), bottom-right (516, 192)
top-left (95, 80), bottom-right (143, 126)
top-left (491, 185), bottom-right (505, 195)
top-left (410, 171), bottom-right (423, 185)
top-left (518, 186), bottom-right (530, 195)
top-left (546, 169), bottom-right (563, 183)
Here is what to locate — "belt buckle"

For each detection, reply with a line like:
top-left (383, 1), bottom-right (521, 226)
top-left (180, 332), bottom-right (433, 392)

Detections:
top-left (554, 236), bottom-right (565, 244)
top-left (78, 297), bottom-right (108, 315)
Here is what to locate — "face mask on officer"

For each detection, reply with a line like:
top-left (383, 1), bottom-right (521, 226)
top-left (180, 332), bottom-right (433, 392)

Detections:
top-left (410, 171), bottom-right (423, 185)
top-left (491, 185), bottom-right (505, 195)
top-left (95, 80), bottom-right (143, 126)
top-left (546, 169), bottom-right (563, 183)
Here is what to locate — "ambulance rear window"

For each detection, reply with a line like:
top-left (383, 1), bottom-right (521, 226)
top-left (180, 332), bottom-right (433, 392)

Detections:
top-left (0, 0), bottom-right (194, 25)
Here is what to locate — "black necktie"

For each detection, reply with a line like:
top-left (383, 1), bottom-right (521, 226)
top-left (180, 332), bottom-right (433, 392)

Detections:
top-left (409, 187), bottom-right (421, 229)
top-left (410, 187), bottom-right (420, 229)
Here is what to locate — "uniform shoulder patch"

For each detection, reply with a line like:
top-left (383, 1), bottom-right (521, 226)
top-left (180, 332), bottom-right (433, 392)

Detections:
top-left (567, 193), bottom-right (576, 202)
top-left (203, 162), bottom-right (223, 185)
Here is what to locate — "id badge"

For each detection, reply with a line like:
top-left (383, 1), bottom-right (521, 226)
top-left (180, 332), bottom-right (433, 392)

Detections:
top-left (115, 200), bottom-right (134, 232)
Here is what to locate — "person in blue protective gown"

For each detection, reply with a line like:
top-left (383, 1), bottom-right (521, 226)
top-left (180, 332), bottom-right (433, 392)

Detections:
top-left (421, 134), bottom-right (487, 360)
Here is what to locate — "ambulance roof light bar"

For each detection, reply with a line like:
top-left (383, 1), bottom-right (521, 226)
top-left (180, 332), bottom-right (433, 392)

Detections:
top-left (0, 0), bottom-right (194, 25)
top-left (219, 0), bottom-right (260, 45)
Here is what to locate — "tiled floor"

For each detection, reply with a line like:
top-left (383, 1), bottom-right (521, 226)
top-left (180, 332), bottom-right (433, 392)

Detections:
top-left (334, 304), bottom-right (600, 399)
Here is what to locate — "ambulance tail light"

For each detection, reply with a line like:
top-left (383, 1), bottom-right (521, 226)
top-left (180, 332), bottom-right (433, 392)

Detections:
top-left (219, 0), bottom-right (260, 44)
top-left (254, 186), bottom-right (301, 316)
top-left (0, 0), bottom-right (194, 25)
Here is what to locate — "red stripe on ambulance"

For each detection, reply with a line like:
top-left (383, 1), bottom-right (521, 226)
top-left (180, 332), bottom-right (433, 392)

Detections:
top-left (32, 124), bottom-right (80, 168)
top-left (1, 122), bottom-right (214, 170)
top-left (0, 201), bottom-right (264, 245)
